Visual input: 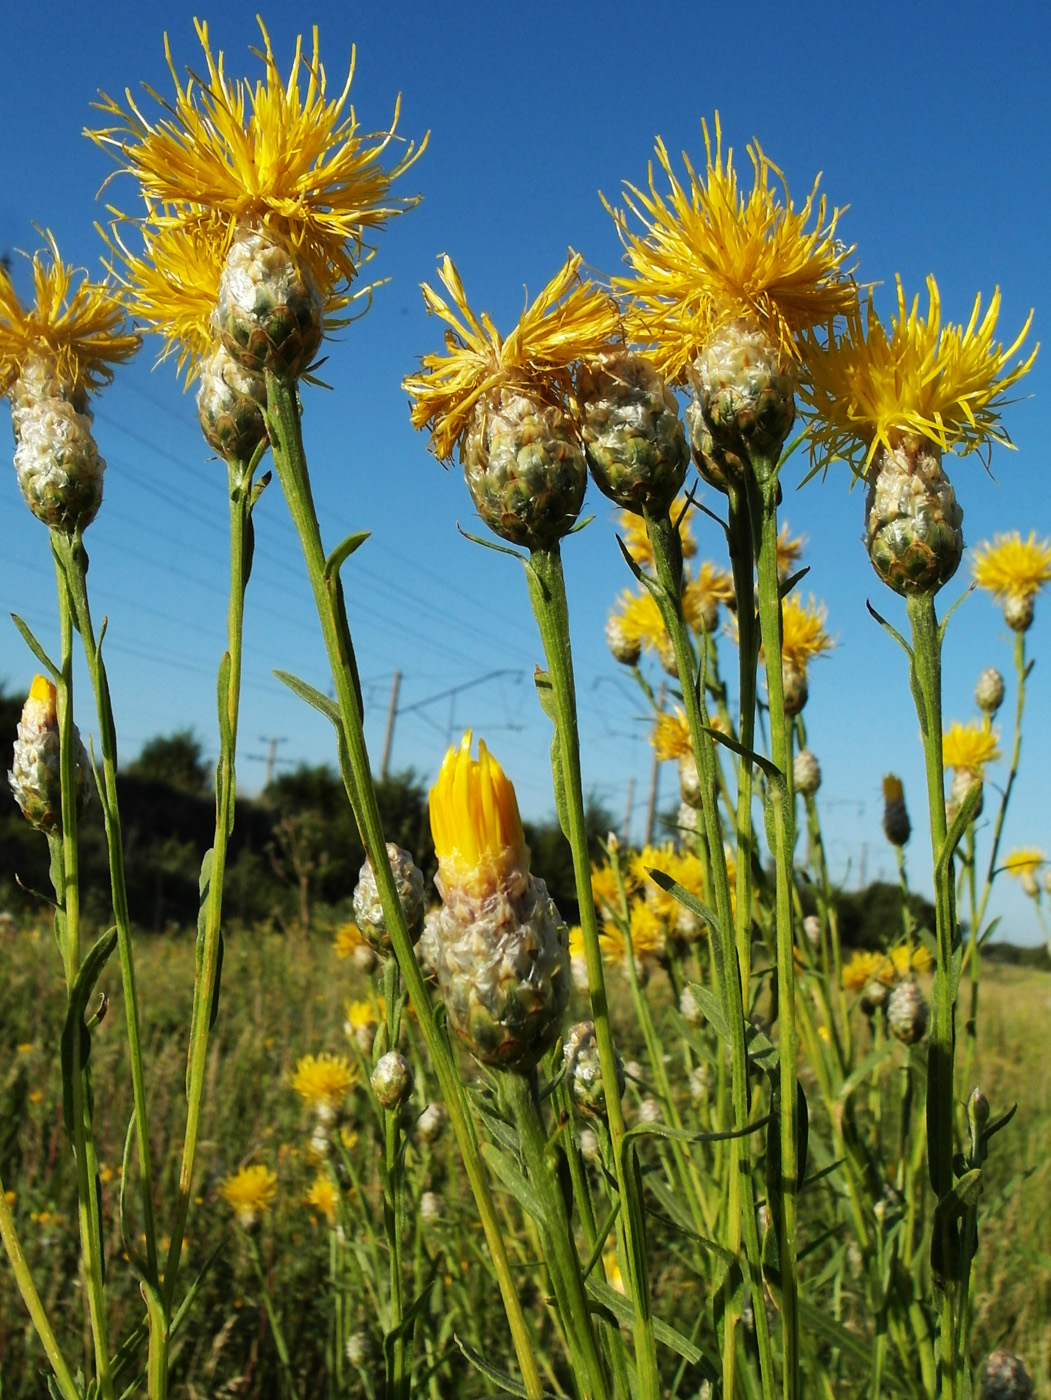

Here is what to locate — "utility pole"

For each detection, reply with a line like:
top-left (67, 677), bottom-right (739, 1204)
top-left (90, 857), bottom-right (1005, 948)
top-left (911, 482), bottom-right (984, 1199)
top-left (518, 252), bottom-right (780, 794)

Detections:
top-left (380, 670), bottom-right (402, 781)
top-left (261, 735), bottom-right (287, 787)
top-left (621, 775), bottom-right (635, 847)
top-left (643, 681), bottom-right (665, 845)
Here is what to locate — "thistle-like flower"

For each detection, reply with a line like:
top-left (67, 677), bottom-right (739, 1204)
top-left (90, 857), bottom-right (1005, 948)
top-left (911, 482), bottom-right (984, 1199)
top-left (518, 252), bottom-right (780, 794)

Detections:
top-left (804, 279), bottom-right (1035, 595)
top-left (764, 593), bottom-right (833, 715)
top-left (9, 676), bottom-right (92, 833)
top-left (404, 254), bottom-right (620, 550)
top-left (352, 842), bottom-right (425, 954)
top-left (292, 1052), bottom-right (356, 1126)
top-left (881, 774), bottom-right (911, 847)
top-left (563, 1020), bottom-right (625, 1118)
top-left (943, 717), bottom-right (1000, 821)
top-left (973, 532), bottom-right (1051, 632)
top-left (0, 236), bottom-right (137, 530)
top-left (608, 115), bottom-right (855, 469)
top-left (429, 731), bottom-right (569, 1068)
top-left (1003, 847), bottom-right (1045, 899)
top-left (91, 19), bottom-right (424, 456)
top-left (221, 1162), bottom-right (277, 1231)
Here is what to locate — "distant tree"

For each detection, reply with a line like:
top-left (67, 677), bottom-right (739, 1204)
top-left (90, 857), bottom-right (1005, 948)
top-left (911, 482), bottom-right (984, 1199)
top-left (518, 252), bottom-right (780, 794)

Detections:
top-left (127, 730), bottom-right (210, 794)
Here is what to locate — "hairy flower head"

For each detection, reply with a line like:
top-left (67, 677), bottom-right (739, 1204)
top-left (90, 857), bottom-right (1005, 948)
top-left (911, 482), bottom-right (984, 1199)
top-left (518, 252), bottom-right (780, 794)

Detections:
top-left (305, 1171), bottom-right (339, 1224)
top-left (609, 588), bottom-right (668, 656)
top-left (973, 532), bottom-right (1051, 602)
top-left (91, 20), bottom-right (424, 375)
top-left (429, 730), bottom-right (528, 897)
top-left (221, 1163), bottom-right (277, 1227)
top-left (404, 253), bottom-right (621, 463)
top-left (0, 233), bottom-right (138, 398)
top-left (803, 278), bottom-right (1036, 474)
top-left (292, 1053), bottom-right (356, 1113)
top-left (651, 707), bottom-right (692, 762)
top-left (771, 594), bottom-right (833, 673)
top-left (616, 498), bottom-right (697, 567)
top-left (607, 114), bottom-right (855, 384)
top-left (684, 561), bottom-right (735, 632)
top-left (942, 718), bottom-right (1001, 776)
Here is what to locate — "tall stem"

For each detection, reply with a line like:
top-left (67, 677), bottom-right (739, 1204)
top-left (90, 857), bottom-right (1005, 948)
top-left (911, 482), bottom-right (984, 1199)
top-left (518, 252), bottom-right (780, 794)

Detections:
top-left (264, 371), bottom-right (544, 1399)
top-left (526, 543), bottom-right (659, 1400)
top-left (642, 509), bottom-right (775, 1400)
top-left (904, 589), bottom-right (960, 1399)
top-left (165, 457), bottom-right (254, 1304)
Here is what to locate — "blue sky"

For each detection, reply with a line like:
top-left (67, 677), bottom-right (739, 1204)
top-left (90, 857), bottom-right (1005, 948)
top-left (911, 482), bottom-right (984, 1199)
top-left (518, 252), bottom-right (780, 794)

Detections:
top-left (2, 0), bottom-right (1050, 943)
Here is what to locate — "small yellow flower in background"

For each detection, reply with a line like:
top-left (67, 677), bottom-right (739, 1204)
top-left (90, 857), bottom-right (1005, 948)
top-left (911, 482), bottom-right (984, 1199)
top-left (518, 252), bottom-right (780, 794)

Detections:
top-left (590, 862), bottom-right (627, 915)
top-left (609, 114), bottom-right (855, 383)
top-left (942, 719), bottom-right (1001, 777)
top-left (651, 708), bottom-right (692, 762)
top-left (841, 950), bottom-right (890, 992)
top-left (684, 563), bottom-right (736, 635)
top-left (430, 729), bottom-right (529, 899)
top-left (28, 1090), bottom-right (45, 1105)
top-left (221, 1163), bottom-right (277, 1229)
top-left (16, 1043), bottom-right (34, 1055)
top-left (628, 900), bottom-right (666, 963)
top-left (4, 1190), bottom-right (15, 1206)
top-left (292, 1053), bottom-right (356, 1115)
top-left (617, 500), bottom-right (698, 567)
top-left (333, 922), bottom-right (366, 959)
top-left (90, 20), bottom-right (424, 373)
top-left (776, 524), bottom-right (806, 579)
top-left (973, 532), bottom-right (1051, 632)
top-left (774, 595), bottom-right (834, 674)
top-left (305, 1172), bottom-right (339, 1225)
top-left (609, 589), bottom-right (669, 660)
top-left (1003, 847), bottom-right (1046, 898)
top-left (804, 279), bottom-right (1036, 476)
top-left (602, 1243), bottom-right (627, 1295)
top-left (345, 996), bottom-right (383, 1031)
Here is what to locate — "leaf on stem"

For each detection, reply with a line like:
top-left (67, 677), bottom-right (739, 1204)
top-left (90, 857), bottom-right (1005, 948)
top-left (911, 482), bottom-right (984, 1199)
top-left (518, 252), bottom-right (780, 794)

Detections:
top-left (865, 600), bottom-right (913, 660)
top-left (457, 524), bottom-right (526, 561)
top-left (273, 669), bottom-right (341, 726)
top-left (454, 1336), bottom-right (563, 1399)
top-left (60, 928), bottom-right (118, 1142)
top-left (10, 614), bottom-right (60, 678)
top-left (324, 531), bottom-right (372, 583)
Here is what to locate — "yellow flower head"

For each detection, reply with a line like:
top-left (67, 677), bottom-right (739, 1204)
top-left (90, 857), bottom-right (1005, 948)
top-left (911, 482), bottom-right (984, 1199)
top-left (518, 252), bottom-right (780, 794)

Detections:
top-left (221, 1163), bottom-right (277, 1227)
top-left (776, 524), bottom-right (805, 579)
top-left (608, 114), bottom-right (856, 384)
top-left (803, 278), bottom-right (1036, 474)
top-left (90, 19), bottom-right (423, 304)
top-left (292, 1053), bottom-right (356, 1112)
top-left (332, 921), bottom-right (365, 958)
top-left (973, 532), bottom-right (1051, 602)
top-left (404, 253), bottom-right (621, 463)
top-left (882, 774), bottom-right (905, 805)
top-left (430, 730), bottom-right (528, 897)
top-left (841, 949), bottom-right (890, 992)
top-left (609, 588), bottom-right (668, 656)
top-left (1003, 847), bottom-right (1045, 880)
top-left (628, 898), bottom-right (666, 962)
top-left (773, 594), bottom-right (834, 673)
top-left (651, 707), bottom-right (692, 762)
top-left (942, 718), bottom-right (1001, 776)
top-left (344, 996), bottom-right (383, 1030)
top-left (305, 1172), bottom-right (339, 1225)
top-left (616, 497), bottom-right (697, 566)
top-left (590, 862), bottom-right (626, 916)
top-left (684, 561), bottom-right (736, 632)
top-left (0, 233), bottom-right (138, 398)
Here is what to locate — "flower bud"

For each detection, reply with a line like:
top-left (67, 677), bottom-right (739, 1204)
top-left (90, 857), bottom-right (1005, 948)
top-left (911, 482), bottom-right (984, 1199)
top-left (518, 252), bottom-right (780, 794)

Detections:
top-left (793, 749), bottom-right (822, 796)
top-left (353, 844), bottom-right (426, 954)
top-left (9, 677), bottom-right (91, 832)
top-left (638, 1096), bottom-right (662, 1124)
top-left (691, 321), bottom-right (796, 460)
top-left (563, 1020), bottom-right (625, 1118)
top-left (679, 985), bottom-right (705, 1026)
top-left (415, 1102), bottom-right (446, 1146)
top-left (217, 223), bottom-right (323, 379)
top-left (881, 774), bottom-right (911, 847)
top-left (865, 437), bottom-right (963, 596)
top-left (579, 350), bottom-right (689, 513)
top-left (781, 662), bottom-right (809, 717)
top-left (887, 980), bottom-right (929, 1044)
top-left (685, 400), bottom-right (746, 494)
top-left (370, 1052), bottom-right (414, 1111)
top-left (975, 668), bottom-right (1005, 715)
top-left (678, 752), bottom-right (702, 808)
top-left (605, 613), bottom-right (641, 667)
top-left (419, 1190), bottom-right (442, 1226)
top-left (1003, 593), bottom-right (1035, 633)
top-left (803, 915), bottom-right (822, 947)
top-left (978, 1351), bottom-right (1035, 1400)
top-left (14, 398), bottom-right (104, 533)
top-left (196, 342), bottom-right (268, 461)
top-left (462, 389), bottom-right (586, 550)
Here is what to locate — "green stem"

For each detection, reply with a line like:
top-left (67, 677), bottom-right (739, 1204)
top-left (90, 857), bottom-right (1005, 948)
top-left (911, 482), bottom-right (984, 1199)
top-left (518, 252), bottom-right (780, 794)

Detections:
top-left (0, 1171), bottom-right (82, 1400)
top-left (727, 486), bottom-right (760, 994)
top-left (503, 1070), bottom-right (611, 1400)
top-left (525, 543), bottom-right (659, 1400)
top-left (381, 958), bottom-right (408, 1400)
top-left (264, 370), bottom-right (544, 1399)
top-left (165, 456), bottom-right (255, 1306)
top-left (248, 1234), bottom-right (299, 1400)
top-left (741, 469), bottom-right (801, 1400)
top-left (641, 510), bottom-right (775, 1400)
top-left (54, 559), bottom-right (115, 1400)
top-left (904, 589), bottom-right (960, 1400)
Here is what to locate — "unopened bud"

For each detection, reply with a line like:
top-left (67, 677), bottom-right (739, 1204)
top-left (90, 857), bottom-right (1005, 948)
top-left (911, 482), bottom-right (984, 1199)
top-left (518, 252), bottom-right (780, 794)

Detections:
top-left (370, 1052), bottom-right (413, 1110)
top-left (975, 668), bottom-right (1005, 714)
top-left (793, 750), bottom-right (822, 796)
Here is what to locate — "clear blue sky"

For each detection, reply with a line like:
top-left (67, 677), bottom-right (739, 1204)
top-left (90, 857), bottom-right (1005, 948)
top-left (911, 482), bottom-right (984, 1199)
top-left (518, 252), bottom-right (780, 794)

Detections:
top-left (2, 0), bottom-right (1050, 942)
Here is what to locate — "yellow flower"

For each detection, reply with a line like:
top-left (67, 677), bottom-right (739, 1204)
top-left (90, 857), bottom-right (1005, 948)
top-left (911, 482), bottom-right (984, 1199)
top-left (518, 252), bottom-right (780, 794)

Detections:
top-left (973, 532), bottom-right (1051, 602)
top-left (776, 524), bottom-right (805, 579)
top-left (628, 899), bottom-right (665, 962)
top-left (942, 719), bottom-right (1001, 776)
top-left (617, 498), bottom-right (697, 566)
top-left (774, 595), bottom-right (834, 673)
top-left (0, 233), bottom-right (138, 398)
top-left (292, 1053), bottom-right (356, 1113)
top-left (91, 19), bottom-right (423, 321)
top-left (404, 253), bottom-right (620, 463)
top-left (221, 1163), bottom-right (277, 1227)
top-left (345, 996), bottom-right (383, 1030)
top-left (430, 730), bottom-right (528, 897)
top-left (803, 278), bottom-right (1036, 474)
top-left (684, 561), bottom-right (735, 633)
top-left (651, 707), bottom-right (692, 762)
top-left (1003, 847), bottom-right (1045, 887)
top-left (590, 863), bottom-right (625, 915)
top-left (841, 949), bottom-right (890, 992)
top-left (305, 1172), bottom-right (339, 1225)
top-left (333, 922), bottom-right (365, 958)
top-left (609, 589), bottom-right (668, 657)
top-left (608, 113), bottom-right (855, 384)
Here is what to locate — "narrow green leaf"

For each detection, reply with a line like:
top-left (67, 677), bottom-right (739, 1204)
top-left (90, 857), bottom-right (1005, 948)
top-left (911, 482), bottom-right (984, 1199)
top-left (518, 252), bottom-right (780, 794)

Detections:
top-left (10, 614), bottom-right (60, 678)
top-left (480, 1142), bottom-right (547, 1227)
top-left (797, 1300), bottom-right (876, 1369)
top-left (215, 652), bottom-right (232, 751)
top-left (838, 1039), bottom-right (897, 1102)
top-left (585, 1277), bottom-right (705, 1364)
top-left (645, 870), bottom-right (718, 936)
top-left (704, 725), bottom-right (782, 778)
top-left (457, 525), bottom-right (526, 561)
top-left (208, 931), bottom-right (224, 1031)
top-left (984, 1102), bottom-right (1017, 1145)
top-left (324, 530), bottom-right (372, 581)
top-left (684, 981), bottom-right (729, 1043)
top-left (938, 778), bottom-right (983, 873)
top-left (453, 1335), bottom-right (562, 1398)
top-left (779, 565), bottom-right (810, 598)
top-left (384, 1269), bottom-right (438, 1350)
top-left (865, 599), bottom-right (913, 659)
top-left (273, 668), bottom-right (341, 726)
